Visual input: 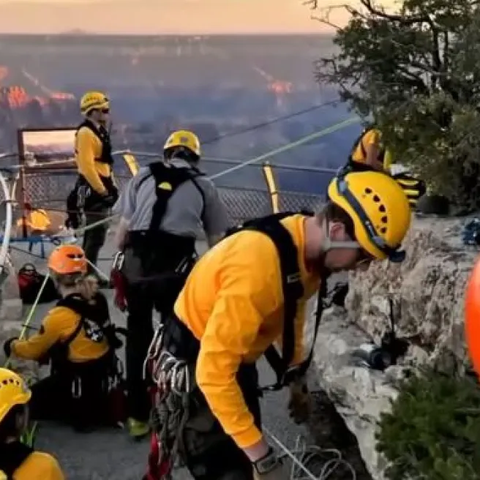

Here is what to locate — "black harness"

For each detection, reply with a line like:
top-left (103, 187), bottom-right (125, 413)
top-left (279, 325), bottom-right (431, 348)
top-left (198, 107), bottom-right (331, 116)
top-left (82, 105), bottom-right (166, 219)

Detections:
top-left (75, 119), bottom-right (114, 165)
top-left (123, 162), bottom-right (207, 314)
top-left (46, 294), bottom-right (115, 374)
top-left (66, 121), bottom-right (116, 227)
top-left (226, 212), bottom-right (327, 390)
top-left (0, 442), bottom-right (34, 480)
top-left (135, 161), bottom-right (206, 233)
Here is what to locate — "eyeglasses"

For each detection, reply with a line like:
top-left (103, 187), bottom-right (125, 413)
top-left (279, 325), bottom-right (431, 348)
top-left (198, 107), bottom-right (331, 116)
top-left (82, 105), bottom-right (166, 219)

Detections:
top-left (101, 108), bottom-right (110, 114)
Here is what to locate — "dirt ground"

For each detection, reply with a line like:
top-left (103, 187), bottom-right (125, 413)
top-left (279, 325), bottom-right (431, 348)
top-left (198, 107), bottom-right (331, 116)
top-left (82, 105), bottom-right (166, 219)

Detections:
top-left (306, 390), bottom-right (372, 480)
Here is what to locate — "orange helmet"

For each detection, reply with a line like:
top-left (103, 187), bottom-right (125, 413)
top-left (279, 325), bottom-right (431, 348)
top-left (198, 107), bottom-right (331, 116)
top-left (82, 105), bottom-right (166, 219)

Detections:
top-left (465, 256), bottom-right (480, 378)
top-left (48, 245), bottom-right (87, 275)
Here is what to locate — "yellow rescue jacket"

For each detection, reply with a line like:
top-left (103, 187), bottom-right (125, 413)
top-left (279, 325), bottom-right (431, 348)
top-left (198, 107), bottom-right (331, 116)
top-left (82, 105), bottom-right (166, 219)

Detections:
top-left (75, 120), bottom-right (114, 195)
top-left (12, 294), bottom-right (110, 364)
top-left (174, 214), bottom-right (320, 450)
top-left (0, 442), bottom-right (64, 480)
top-left (350, 127), bottom-right (393, 171)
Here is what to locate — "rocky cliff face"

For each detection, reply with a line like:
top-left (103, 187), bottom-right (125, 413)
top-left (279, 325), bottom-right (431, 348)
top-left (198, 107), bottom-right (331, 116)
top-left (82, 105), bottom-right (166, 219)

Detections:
top-left (307, 215), bottom-right (478, 479)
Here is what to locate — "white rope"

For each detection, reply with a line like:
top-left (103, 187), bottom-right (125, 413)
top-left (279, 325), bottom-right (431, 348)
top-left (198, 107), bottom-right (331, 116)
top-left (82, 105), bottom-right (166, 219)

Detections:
top-left (208, 117), bottom-right (359, 181)
top-left (0, 169), bottom-right (13, 272)
top-left (264, 427), bottom-right (357, 480)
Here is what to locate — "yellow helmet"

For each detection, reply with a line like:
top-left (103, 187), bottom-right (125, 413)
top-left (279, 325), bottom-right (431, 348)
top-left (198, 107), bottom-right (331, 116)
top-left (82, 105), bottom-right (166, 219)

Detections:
top-left (0, 368), bottom-right (31, 423)
top-left (80, 90), bottom-right (109, 115)
top-left (164, 130), bottom-right (201, 158)
top-left (328, 171), bottom-right (411, 262)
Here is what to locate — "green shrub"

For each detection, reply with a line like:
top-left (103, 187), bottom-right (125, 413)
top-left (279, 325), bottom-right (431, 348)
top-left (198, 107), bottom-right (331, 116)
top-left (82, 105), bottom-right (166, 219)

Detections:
top-left (314, 0), bottom-right (480, 211)
top-left (376, 369), bottom-right (480, 480)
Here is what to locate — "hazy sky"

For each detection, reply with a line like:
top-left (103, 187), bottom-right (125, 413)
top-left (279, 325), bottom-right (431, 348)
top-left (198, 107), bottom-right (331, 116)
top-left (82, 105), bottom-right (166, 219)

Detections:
top-left (0, 0), bottom-right (398, 34)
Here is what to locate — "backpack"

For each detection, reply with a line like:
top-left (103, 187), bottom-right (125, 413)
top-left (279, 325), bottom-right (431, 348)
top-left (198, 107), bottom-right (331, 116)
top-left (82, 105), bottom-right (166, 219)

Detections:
top-left (17, 264), bottom-right (59, 305)
top-left (45, 295), bottom-right (89, 374)
top-left (225, 212), bottom-right (327, 389)
top-left (392, 172), bottom-right (427, 208)
top-left (46, 293), bottom-right (124, 373)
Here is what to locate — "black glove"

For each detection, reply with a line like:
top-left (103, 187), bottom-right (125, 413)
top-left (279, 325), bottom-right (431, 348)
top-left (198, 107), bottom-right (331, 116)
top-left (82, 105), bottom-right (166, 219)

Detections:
top-left (65, 213), bottom-right (80, 230)
top-left (3, 337), bottom-right (17, 358)
top-left (101, 194), bottom-right (117, 208)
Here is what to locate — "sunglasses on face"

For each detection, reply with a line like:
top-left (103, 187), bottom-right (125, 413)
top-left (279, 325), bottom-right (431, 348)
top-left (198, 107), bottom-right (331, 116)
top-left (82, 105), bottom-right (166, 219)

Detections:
top-left (101, 108), bottom-right (110, 114)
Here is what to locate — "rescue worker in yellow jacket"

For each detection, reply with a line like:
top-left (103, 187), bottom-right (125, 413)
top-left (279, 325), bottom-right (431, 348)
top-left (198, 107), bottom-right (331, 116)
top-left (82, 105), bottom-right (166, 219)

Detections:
top-left (3, 245), bottom-right (122, 432)
top-left (349, 125), bottom-right (393, 172)
top-left (0, 368), bottom-right (65, 479)
top-left (146, 170), bottom-right (412, 480)
top-left (66, 91), bottom-right (118, 283)
top-left (348, 126), bottom-right (426, 208)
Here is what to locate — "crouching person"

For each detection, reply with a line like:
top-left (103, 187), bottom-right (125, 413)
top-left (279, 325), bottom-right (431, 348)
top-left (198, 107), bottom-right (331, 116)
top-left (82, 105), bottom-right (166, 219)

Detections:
top-left (3, 245), bottom-right (124, 432)
top-left (0, 368), bottom-right (65, 479)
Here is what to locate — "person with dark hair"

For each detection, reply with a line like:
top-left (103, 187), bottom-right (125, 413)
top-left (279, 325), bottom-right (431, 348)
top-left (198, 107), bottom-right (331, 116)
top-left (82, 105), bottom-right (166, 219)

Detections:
top-left (0, 368), bottom-right (65, 479)
top-left (144, 170), bottom-right (412, 480)
top-left (113, 129), bottom-right (229, 438)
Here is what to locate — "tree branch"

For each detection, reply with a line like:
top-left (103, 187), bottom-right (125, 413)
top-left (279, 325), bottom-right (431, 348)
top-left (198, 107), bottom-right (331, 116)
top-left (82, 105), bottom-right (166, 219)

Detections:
top-left (309, 4), bottom-right (361, 30)
top-left (359, 0), bottom-right (430, 24)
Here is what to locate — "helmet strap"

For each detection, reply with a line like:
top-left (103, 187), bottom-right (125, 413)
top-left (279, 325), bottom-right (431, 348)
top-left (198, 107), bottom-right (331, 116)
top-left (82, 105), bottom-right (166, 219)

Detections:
top-left (319, 217), bottom-right (360, 254)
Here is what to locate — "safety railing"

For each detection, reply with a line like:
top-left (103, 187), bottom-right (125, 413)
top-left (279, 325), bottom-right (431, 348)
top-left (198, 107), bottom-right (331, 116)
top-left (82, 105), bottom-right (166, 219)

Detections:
top-left (1, 149), bottom-right (333, 232)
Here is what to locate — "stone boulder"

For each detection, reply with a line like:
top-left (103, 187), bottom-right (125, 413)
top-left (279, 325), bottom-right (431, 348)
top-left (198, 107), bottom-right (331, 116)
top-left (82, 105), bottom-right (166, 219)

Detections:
top-left (346, 215), bottom-right (476, 371)
top-left (306, 215), bottom-right (479, 479)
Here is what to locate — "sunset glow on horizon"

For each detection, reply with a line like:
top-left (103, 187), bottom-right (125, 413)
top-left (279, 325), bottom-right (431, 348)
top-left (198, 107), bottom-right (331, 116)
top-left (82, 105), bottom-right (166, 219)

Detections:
top-left (0, 0), bottom-right (399, 34)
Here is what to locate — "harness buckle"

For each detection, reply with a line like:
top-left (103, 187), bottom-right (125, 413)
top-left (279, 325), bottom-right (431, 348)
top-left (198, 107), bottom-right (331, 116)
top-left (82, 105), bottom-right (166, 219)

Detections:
top-left (112, 251), bottom-right (125, 271)
top-left (72, 376), bottom-right (82, 399)
top-left (260, 365), bottom-right (303, 392)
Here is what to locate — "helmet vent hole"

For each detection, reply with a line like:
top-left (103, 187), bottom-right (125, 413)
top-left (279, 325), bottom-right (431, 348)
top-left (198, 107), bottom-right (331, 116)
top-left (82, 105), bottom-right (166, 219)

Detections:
top-left (373, 195), bottom-right (380, 202)
top-left (380, 227), bottom-right (387, 234)
top-left (381, 216), bottom-right (388, 223)
top-left (365, 188), bottom-right (372, 194)
top-left (379, 205), bottom-right (386, 213)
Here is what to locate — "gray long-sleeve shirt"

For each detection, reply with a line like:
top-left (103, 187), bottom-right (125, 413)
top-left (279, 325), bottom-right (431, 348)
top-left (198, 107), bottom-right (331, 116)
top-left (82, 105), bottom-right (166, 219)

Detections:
top-left (113, 158), bottom-right (229, 238)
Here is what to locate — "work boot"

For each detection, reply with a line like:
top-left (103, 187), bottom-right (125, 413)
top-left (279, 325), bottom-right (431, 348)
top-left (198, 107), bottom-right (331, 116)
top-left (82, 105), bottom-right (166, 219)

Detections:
top-left (127, 417), bottom-right (149, 439)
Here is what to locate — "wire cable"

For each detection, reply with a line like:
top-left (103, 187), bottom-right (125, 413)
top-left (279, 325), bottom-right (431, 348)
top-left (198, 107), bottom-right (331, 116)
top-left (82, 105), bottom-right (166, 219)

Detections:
top-left (202, 98), bottom-right (343, 144)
